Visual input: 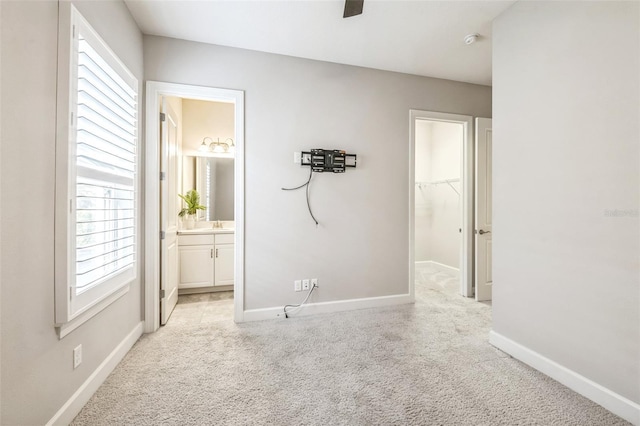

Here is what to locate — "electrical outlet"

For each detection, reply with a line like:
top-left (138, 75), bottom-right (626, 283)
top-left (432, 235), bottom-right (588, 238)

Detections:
top-left (73, 344), bottom-right (82, 369)
top-left (294, 280), bottom-right (302, 292)
top-left (302, 279), bottom-right (310, 290)
top-left (311, 278), bottom-right (318, 288)
top-left (301, 152), bottom-right (312, 164)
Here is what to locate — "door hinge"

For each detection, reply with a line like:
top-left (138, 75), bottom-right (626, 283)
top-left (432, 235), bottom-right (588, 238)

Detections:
top-left (160, 231), bottom-right (166, 240)
top-left (160, 171), bottom-right (166, 181)
top-left (160, 112), bottom-right (166, 122)
top-left (160, 289), bottom-right (165, 299)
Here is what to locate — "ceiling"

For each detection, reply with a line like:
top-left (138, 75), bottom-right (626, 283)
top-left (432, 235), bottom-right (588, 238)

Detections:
top-left (124, 0), bottom-right (516, 86)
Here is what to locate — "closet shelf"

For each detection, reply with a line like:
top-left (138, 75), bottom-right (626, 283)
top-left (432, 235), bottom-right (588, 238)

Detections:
top-left (415, 178), bottom-right (460, 196)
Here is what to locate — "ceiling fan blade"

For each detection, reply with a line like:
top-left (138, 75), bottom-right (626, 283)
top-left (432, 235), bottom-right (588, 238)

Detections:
top-left (343, 0), bottom-right (364, 18)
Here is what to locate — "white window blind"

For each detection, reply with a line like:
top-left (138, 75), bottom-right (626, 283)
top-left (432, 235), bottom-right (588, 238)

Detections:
top-left (60, 7), bottom-right (138, 320)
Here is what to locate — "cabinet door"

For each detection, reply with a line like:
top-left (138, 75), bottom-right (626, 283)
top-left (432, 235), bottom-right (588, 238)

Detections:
top-left (214, 244), bottom-right (235, 286)
top-left (179, 245), bottom-right (214, 288)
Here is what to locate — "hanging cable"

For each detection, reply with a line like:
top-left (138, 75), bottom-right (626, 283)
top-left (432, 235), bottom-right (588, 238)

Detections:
top-left (281, 167), bottom-right (319, 226)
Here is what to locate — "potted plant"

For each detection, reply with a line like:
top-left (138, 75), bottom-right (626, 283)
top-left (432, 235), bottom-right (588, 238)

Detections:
top-left (178, 190), bottom-right (206, 229)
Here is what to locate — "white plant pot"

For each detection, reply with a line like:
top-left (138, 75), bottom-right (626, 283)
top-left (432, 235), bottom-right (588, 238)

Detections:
top-left (184, 215), bottom-right (195, 230)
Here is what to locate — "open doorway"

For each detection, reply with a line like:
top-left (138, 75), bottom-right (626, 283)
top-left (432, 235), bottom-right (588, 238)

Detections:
top-left (415, 120), bottom-right (464, 294)
top-left (159, 96), bottom-right (237, 325)
top-left (409, 110), bottom-right (473, 300)
top-left (144, 82), bottom-right (245, 333)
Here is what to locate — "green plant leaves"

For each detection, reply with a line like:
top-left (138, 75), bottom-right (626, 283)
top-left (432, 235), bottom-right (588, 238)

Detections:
top-left (178, 190), bottom-right (206, 217)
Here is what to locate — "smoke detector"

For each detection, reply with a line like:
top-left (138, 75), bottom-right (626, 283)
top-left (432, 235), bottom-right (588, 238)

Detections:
top-left (464, 34), bottom-right (479, 45)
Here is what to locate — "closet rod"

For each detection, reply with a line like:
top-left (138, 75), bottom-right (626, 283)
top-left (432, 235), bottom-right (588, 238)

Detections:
top-left (415, 178), bottom-right (460, 196)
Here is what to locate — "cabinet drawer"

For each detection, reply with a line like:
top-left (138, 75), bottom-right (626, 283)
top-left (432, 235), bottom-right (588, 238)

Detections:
top-left (215, 233), bottom-right (234, 244)
top-left (179, 234), bottom-right (215, 246)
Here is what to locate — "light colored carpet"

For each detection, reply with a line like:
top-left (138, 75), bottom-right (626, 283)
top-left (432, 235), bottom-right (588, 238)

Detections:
top-left (72, 265), bottom-right (629, 425)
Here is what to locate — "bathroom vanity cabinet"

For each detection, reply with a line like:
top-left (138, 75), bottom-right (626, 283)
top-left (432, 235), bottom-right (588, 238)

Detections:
top-left (177, 230), bottom-right (234, 290)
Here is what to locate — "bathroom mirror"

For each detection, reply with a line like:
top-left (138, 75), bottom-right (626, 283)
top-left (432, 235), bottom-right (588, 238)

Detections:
top-left (182, 156), bottom-right (234, 221)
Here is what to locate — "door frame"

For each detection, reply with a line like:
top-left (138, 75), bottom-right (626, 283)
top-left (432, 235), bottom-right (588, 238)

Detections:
top-left (144, 81), bottom-right (245, 333)
top-left (409, 110), bottom-right (474, 298)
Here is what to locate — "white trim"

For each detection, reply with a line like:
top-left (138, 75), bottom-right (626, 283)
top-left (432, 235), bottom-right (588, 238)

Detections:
top-left (243, 294), bottom-right (413, 322)
top-left (55, 4), bottom-right (139, 326)
top-left (489, 331), bottom-right (640, 425)
top-left (56, 284), bottom-right (129, 339)
top-left (55, 0), bottom-right (74, 325)
top-left (47, 322), bottom-right (143, 426)
top-left (409, 110), bottom-right (474, 298)
top-left (145, 81), bottom-right (245, 332)
top-left (415, 260), bottom-right (460, 278)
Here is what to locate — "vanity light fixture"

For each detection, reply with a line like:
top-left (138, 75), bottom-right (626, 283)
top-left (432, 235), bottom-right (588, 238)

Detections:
top-left (198, 137), bottom-right (235, 154)
top-left (198, 137), bottom-right (213, 152)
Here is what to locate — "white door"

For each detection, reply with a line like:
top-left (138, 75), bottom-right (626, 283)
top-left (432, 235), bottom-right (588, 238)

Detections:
top-left (160, 99), bottom-right (180, 324)
top-left (475, 118), bottom-right (493, 301)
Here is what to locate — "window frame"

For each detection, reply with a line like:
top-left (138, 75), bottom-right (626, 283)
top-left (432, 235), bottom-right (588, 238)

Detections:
top-left (55, 4), bottom-right (139, 337)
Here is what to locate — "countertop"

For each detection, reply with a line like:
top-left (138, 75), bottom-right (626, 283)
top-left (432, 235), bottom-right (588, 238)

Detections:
top-left (177, 228), bottom-right (235, 235)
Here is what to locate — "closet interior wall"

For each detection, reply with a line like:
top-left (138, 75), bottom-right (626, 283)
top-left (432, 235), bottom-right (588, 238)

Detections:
top-left (415, 120), bottom-right (462, 272)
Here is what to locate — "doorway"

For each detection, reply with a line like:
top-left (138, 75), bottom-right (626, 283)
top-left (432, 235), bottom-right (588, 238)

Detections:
top-left (144, 82), bottom-right (245, 333)
top-left (414, 119), bottom-right (464, 291)
top-left (160, 96), bottom-right (238, 325)
top-left (409, 110), bottom-right (473, 299)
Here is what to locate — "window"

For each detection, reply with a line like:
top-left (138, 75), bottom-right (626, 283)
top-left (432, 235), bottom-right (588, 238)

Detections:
top-left (55, 5), bottom-right (138, 332)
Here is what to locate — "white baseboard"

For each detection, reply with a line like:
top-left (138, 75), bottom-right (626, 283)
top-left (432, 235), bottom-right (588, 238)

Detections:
top-left (47, 322), bottom-right (144, 426)
top-left (243, 293), bottom-right (414, 322)
top-left (489, 331), bottom-right (640, 425)
top-left (178, 285), bottom-right (233, 295)
top-left (416, 260), bottom-right (460, 278)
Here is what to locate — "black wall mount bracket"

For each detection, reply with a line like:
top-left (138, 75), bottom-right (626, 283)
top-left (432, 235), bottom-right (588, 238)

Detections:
top-left (301, 149), bottom-right (357, 173)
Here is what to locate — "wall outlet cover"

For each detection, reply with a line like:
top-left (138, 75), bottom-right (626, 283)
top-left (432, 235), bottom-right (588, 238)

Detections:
top-left (302, 279), bottom-right (310, 290)
top-left (73, 344), bottom-right (82, 369)
top-left (294, 280), bottom-right (302, 292)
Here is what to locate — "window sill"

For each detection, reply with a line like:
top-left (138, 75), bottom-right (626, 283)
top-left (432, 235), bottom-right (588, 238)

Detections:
top-left (56, 284), bottom-right (130, 339)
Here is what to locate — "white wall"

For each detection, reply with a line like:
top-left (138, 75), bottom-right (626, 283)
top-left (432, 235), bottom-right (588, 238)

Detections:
top-left (493, 0), bottom-right (639, 411)
top-left (144, 36), bottom-right (492, 310)
top-left (414, 121), bottom-right (461, 268)
top-left (182, 99), bottom-right (235, 154)
top-left (0, 1), bottom-right (144, 424)
top-left (415, 121), bottom-right (431, 261)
